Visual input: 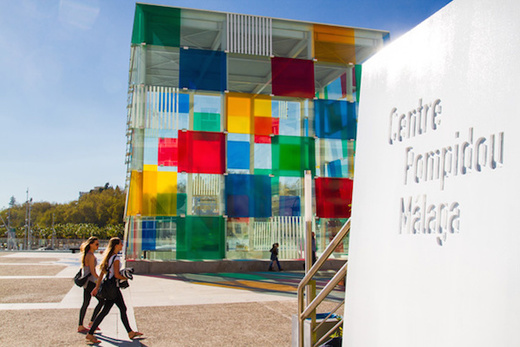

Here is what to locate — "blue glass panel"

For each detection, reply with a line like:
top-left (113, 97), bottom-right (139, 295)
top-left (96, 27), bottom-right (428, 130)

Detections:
top-left (253, 175), bottom-right (272, 218)
top-left (225, 174), bottom-right (271, 217)
top-left (227, 141), bottom-right (250, 170)
top-left (178, 93), bottom-right (190, 113)
top-left (158, 92), bottom-right (172, 112)
top-left (225, 174), bottom-right (250, 217)
top-left (279, 196), bottom-right (301, 216)
top-left (314, 100), bottom-right (357, 140)
top-left (278, 101), bottom-right (301, 136)
top-left (228, 133), bottom-right (249, 141)
top-left (142, 220), bottom-right (156, 251)
top-left (144, 130), bottom-right (158, 165)
top-left (254, 143), bottom-right (271, 170)
top-left (325, 77), bottom-right (343, 100)
top-left (158, 92), bottom-right (189, 113)
top-left (179, 49), bottom-right (226, 92)
top-left (327, 158), bottom-right (349, 178)
top-left (194, 95), bottom-right (221, 113)
top-left (158, 129), bottom-right (177, 138)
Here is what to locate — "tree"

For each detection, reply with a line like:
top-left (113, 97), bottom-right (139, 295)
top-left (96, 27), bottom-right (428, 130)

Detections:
top-left (0, 184), bottom-right (126, 240)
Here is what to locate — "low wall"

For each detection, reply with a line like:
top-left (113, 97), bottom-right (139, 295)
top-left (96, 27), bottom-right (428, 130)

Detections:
top-left (125, 258), bottom-right (347, 274)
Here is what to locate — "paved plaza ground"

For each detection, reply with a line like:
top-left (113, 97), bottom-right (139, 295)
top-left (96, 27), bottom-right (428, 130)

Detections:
top-left (0, 251), bottom-right (343, 346)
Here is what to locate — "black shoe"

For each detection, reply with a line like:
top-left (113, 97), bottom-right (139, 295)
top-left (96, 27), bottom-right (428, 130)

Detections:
top-left (268, 268), bottom-right (273, 271)
top-left (279, 268), bottom-right (283, 271)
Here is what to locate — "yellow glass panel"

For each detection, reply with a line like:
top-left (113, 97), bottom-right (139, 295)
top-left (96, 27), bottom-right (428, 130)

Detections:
top-left (253, 97), bottom-right (271, 118)
top-left (157, 171), bottom-right (177, 194)
top-left (142, 167), bottom-right (158, 216)
top-left (157, 171), bottom-right (178, 216)
top-left (226, 93), bottom-right (253, 134)
top-left (143, 164), bottom-right (158, 171)
top-left (127, 171), bottom-right (143, 216)
top-left (314, 24), bottom-right (356, 64)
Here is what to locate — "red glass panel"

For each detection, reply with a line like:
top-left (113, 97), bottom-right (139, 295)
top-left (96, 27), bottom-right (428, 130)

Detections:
top-left (178, 131), bottom-right (225, 174)
top-left (315, 177), bottom-right (353, 218)
top-left (271, 57), bottom-right (315, 98)
top-left (158, 138), bottom-right (178, 167)
top-left (254, 135), bottom-right (271, 144)
top-left (272, 118), bottom-right (280, 135)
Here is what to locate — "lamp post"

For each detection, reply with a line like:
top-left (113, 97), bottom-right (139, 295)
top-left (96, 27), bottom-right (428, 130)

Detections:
top-left (24, 189), bottom-right (32, 250)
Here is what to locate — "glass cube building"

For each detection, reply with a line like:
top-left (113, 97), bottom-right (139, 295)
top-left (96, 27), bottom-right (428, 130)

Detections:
top-left (123, 3), bottom-right (389, 261)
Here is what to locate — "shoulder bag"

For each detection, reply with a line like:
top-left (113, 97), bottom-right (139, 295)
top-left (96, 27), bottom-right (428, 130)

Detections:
top-left (74, 268), bottom-right (89, 287)
top-left (96, 256), bottom-right (118, 300)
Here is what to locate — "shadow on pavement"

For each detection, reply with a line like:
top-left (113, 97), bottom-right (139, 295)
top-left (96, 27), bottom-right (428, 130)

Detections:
top-left (141, 271), bottom-right (345, 302)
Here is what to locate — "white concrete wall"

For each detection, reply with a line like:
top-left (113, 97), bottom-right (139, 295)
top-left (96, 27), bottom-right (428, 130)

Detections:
top-left (344, 0), bottom-right (520, 346)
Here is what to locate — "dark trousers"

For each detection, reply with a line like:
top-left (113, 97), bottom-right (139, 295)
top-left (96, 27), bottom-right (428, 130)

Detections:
top-left (79, 281), bottom-right (104, 326)
top-left (88, 288), bottom-right (132, 334)
top-left (269, 258), bottom-right (282, 270)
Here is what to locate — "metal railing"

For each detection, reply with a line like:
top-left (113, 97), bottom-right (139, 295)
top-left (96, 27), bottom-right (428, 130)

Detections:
top-left (297, 218), bottom-right (350, 347)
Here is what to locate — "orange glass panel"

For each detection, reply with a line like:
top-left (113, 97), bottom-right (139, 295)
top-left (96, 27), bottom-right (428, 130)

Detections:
top-left (226, 93), bottom-right (253, 134)
top-left (254, 117), bottom-right (273, 136)
top-left (314, 24), bottom-right (356, 64)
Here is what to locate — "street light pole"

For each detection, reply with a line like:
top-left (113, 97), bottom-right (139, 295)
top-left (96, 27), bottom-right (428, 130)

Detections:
top-left (24, 189), bottom-right (32, 250)
top-left (24, 189), bottom-right (28, 250)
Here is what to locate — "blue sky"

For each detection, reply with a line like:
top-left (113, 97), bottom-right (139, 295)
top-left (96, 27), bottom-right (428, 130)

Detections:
top-left (0, 0), bottom-right (451, 208)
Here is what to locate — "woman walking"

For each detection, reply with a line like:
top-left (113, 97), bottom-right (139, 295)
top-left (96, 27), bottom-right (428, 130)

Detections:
top-left (268, 243), bottom-right (282, 271)
top-left (86, 237), bottom-right (143, 344)
top-left (78, 236), bottom-right (104, 333)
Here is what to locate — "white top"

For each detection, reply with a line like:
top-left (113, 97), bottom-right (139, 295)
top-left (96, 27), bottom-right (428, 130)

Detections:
top-left (108, 254), bottom-right (120, 279)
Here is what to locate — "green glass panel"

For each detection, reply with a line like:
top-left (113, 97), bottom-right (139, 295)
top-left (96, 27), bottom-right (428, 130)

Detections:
top-left (177, 193), bottom-right (187, 215)
top-left (132, 5), bottom-right (145, 45)
top-left (341, 139), bottom-right (349, 158)
top-left (176, 216), bottom-right (225, 260)
top-left (193, 112), bottom-right (221, 132)
top-left (272, 136), bottom-right (315, 177)
top-left (254, 168), bottom-right (272, 176)
top-left (355, 64), bottom-right (362, 102)
top-left (132, 4), bottom-right (180, 47)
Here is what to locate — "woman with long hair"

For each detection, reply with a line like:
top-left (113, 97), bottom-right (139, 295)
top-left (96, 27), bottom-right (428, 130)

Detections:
top-left (78, 236), bottom-right (104, 333)
top-left (85, 237), bottom-right (143, 344)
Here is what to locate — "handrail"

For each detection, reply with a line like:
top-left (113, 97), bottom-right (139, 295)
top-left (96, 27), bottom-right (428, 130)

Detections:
top-left (301, 262), bottom-right (348, 318)
top-left (313, 300), bottom-right (344, 333)
top-left (297, 218), bottom-right (351, 347)
top-left (315, 319), bottom-right (343, 347)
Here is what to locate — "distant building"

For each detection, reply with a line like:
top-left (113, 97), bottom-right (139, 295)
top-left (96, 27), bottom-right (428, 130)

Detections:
top-left (123, 3), bottom-right (388, 261)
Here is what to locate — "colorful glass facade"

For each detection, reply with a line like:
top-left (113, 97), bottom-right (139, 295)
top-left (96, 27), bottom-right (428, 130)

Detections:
top-left (124, 4), bottom-right (388, 261)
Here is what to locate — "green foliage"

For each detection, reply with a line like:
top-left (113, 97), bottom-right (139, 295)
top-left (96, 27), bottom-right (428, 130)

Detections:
top-left (0, 184), bottom-right (126, 240)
